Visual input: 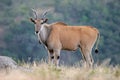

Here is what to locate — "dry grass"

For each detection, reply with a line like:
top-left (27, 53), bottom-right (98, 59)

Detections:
top-left (0, 61), bottom-right (120, 80)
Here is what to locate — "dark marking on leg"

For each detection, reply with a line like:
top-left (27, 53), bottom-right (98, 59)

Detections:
top-left (57, 56), bottom-right (60, 59)
top-left (83, 55), bottom-right (87, 61)
top-left (49, 50), bottom-right (53, 53)
top-left (51, 56), bottom-right (54, 59)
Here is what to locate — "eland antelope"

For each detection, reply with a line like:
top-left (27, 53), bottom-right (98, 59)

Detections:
top-left (30, 9), bottom-right (100, 67)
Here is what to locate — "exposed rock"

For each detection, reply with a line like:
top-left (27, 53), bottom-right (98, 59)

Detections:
top-left (0, 56), bottom-right (32, 72)
top-left (0, 56), bottom-right (17, 69)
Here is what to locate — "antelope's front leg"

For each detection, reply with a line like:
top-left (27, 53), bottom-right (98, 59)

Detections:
top-left (48, 50), bottom-right (54, 64)
top-left (54, 49), bottom-right (60, 67)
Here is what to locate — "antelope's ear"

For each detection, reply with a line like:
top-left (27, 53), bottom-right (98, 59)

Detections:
top-left (43, 18), bottom-right (48, 23)
top-left (30, 18), bottom-right (35, 24)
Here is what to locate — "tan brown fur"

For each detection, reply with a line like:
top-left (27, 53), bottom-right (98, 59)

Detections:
top-left (47, 25), bottom-right (98, 50)
top-left (52, 22), bottom-right (67, 26)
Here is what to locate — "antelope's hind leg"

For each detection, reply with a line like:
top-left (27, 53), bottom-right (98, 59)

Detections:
top-left (80, 48), bottom-right (93, 68)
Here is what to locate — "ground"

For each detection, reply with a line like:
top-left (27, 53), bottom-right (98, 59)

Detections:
top-left (0, 61), bottom-right (120, 80)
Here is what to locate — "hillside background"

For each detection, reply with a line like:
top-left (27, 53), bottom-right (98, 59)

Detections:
top-left (0, 0), bottom-right (119, 65)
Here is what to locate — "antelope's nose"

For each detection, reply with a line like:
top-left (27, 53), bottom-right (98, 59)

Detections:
top-left (35, 31), bottom-right (38, 34)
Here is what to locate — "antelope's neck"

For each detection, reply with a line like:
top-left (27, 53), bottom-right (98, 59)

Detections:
top-left (38, 23), bottom-right (50, 43)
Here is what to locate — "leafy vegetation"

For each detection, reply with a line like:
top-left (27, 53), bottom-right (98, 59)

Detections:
top-left (0, 0), bottom-right (119, 65)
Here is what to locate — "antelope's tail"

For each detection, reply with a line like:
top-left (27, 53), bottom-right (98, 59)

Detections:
top-left (95, 32), bottom-right (100, 53)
